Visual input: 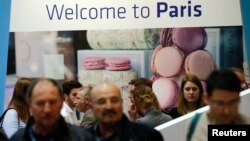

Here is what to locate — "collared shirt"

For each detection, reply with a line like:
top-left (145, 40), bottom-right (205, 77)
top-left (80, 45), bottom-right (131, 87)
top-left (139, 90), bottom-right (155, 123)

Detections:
top-left (60, 102), bottom-right (79, 126)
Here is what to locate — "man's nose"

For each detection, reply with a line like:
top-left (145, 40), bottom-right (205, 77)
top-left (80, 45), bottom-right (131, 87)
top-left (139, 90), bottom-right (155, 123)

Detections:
top-left (74, 99), bottom-right (78, 105)
top-left (222, 106), bottom-right (230, 115)
top-left (44, 103), bottom-right (52, 113)
top-left (105, 100), bottom-right (113, 109)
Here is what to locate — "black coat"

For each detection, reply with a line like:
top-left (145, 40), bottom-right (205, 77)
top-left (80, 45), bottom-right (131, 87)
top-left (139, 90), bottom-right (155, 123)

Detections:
top-left (10, 116), bottom-right (94, 141)
top-left (88, 115), bottom-right (164, 141)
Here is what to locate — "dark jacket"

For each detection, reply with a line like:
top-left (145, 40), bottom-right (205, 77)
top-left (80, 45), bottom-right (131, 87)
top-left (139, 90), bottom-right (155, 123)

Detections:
top-left (136, 109), bottom-right (172, 128)
top-left (10, 116), bottom-right (94, 141)
top-left (169, 107), bottom-right (182, 119)
top-left (88, 115), bottom-right (164, 141)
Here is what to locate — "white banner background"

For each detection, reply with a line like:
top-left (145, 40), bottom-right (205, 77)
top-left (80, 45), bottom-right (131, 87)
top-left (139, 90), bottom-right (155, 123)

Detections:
top-left (10, 0), bottom-right (242, 31)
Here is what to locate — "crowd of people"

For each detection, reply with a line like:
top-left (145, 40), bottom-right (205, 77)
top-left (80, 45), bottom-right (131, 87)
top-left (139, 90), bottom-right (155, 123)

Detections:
top-left (0, 68), bottom-right (249, 141)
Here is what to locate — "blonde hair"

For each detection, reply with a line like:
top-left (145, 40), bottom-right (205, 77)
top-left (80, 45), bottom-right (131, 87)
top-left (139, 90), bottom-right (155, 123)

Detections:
top-left (131, 85), bottom-right (160, 110)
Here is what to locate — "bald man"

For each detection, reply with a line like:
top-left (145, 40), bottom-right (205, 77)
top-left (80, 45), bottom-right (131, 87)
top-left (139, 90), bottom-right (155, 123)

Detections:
top-left (87, 82), bottom-right (163, 141)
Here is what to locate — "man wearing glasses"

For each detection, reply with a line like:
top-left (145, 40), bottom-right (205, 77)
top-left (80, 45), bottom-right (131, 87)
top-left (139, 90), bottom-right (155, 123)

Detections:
top-left (189, 69), bottom-right (250, 141)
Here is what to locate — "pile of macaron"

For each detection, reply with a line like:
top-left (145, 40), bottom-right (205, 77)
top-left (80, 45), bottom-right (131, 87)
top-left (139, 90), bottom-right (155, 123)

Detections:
top-left (151, 27), bottom-right (216, 110)
top-left (83, 57), bottom-right (131, 71)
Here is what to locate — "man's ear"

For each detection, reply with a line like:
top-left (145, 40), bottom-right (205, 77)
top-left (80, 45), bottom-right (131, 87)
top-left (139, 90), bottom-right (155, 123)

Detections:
top-left (63, 93), bottom-right (68, 101)
top-left (85, 97), bottom-right (89, 104)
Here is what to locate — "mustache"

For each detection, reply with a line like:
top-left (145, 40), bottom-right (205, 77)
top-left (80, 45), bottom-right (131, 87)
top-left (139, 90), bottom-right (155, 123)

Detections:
top-left (102, 110), bottom-right (117, 116)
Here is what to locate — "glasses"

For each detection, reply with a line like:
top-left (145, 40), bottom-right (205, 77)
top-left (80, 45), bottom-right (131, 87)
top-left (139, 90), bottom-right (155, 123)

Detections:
top-left (210, 98), bottom-right (240, 108)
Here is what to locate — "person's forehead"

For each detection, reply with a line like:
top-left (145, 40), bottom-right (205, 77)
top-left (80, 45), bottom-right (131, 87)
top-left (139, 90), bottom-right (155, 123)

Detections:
top-left (32, 81), bottom-right (59, 98)
top-left (70, 88), bottom-right (81, 93)
top-left (211, 89), bottom-right (239, 100)
top-left (184, 81), bottom-right (198, 87)
top-left (95, 91), bottom-right (120, 99)
top-left (92, 85), bottom-right (120, 99)
top-left (77, 91), bottom-right (86, 98)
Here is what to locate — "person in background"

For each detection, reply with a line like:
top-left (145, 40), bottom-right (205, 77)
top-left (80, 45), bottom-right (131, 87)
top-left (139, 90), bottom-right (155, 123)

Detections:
top-left (61, 80), bottom-right (82, 125)
top-left (189, 69), bottom-right (250, 141)
top-left (10, 78), bottom-right (93, 141)
top-left (169, 74), bottom-right (204, 119)
top-left (127, 78), bottom-right (160, 121)
top-left (87, 82), bottom-right (164, 141)
top-left (229, 67), bottom-right (249, 91)
top-left (131, 84), bottom-right (172, 128)
top-left (75, 85), bottom-right (95, 128)
top-left (2, 77), bottom-right (32, 138)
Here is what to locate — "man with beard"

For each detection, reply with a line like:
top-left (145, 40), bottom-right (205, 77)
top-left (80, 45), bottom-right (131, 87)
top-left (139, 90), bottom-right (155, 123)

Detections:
top-left (10, 78), bottom-right (93, 141)
top-left (88, 82), bottom-right (163, 141)
top-left (61, 80), bottom-right (82, 125)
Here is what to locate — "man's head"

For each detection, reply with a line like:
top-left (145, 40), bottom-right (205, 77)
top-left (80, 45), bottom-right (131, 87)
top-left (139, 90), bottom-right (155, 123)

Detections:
top-left (27, 78), bottom-right (63, 129)
top-left (89, 83), bottom-right (123, 125)
top-left (128, 77), bottom-right (153, 91)
top-left (131, 85), bottom-right (157, 116)
top-left (75, 85), bottom-right (92, 113)
top-left (206, 69), bottom-right (241, 124)
top-left (62, 80), bottom-right (82, 109)
top-left (127, 78), bottom-right (160, 109)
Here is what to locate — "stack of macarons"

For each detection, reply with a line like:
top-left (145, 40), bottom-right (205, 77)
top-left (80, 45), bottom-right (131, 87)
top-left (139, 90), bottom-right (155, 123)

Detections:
top-left (83, 57), bottom-right (106, 70)
top-left (151, 27), bottom-right (216, 111)
top-left (83, 57), bottom-right (131, 71)
top-left (105, 57), bottom-right (131, 71)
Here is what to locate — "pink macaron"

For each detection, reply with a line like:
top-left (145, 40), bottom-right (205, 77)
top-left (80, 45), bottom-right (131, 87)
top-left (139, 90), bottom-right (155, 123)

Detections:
top-left (151, 44), bottom-right (164, 73)
top-left (184, 50), bottom-right (216, 80)
top-left (153, 46), bottom-right (184, 77)
top-left (83, 57), bottom-right (106, 70)
top-left (172, 27), bottom-right (207, 53)
top-left (105, 57), bottom-right (131, 71)
top-left (152, 77), bottom-right (179, 109)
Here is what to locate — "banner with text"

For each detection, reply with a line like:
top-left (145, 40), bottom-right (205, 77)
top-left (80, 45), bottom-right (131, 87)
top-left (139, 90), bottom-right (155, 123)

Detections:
top-left (11, 0), bottom-right (242, 31)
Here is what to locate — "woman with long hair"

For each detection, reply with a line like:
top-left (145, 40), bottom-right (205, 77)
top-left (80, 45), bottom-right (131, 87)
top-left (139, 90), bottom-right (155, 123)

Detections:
top-left (169, 74), bottom-right (204, 119)
top-left (2, 77), bottom-right (32, 138)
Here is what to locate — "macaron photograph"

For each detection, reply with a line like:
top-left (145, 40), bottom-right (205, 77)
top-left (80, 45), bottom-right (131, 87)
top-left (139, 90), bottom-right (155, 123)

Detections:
top-left (105, 57), bottom-right (131, 71)
top-left (83, 56), bottom-right (106, 70)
